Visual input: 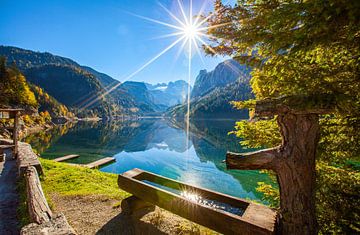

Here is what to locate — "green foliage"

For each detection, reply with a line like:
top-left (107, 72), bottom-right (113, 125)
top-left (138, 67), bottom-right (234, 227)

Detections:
top-left (0, 57), bottom-right (37, 107)
top-left (230, 118), bottom-right (281, 149)
top-left (22, 112), bottom-right (52, 126)
top-left (256, 182), bottom-right (279, 208)
top-left (316, 162), bottom-right (360, 234)
top-left (319, 116), bottom-right (360, 166)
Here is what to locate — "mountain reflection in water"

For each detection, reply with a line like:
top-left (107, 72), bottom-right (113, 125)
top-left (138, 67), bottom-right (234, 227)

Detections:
top-left (26, 118), bottom-right (275, 203)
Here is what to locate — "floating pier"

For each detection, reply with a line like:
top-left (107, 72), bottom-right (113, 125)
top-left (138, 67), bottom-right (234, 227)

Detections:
top-left (53, 154), bottom-right (79, 162)
top-left (85, 157), bottom-right (115, 169)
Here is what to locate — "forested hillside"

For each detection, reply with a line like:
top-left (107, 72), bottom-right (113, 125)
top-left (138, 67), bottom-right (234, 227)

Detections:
top-left (0, 57), bottom-right (73, 136)
top-left (24, 64), bottom-right (112, 117)
top-left (0, 46), bottom-right (138, 117)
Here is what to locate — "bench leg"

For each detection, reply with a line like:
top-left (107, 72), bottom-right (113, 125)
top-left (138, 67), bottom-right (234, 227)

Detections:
top-left (0, 149), bottom-right (4, 162)
top-left (121, 196), bottom-right (155, 215)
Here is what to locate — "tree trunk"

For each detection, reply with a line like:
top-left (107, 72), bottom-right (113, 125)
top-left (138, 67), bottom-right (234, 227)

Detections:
top-left (226, 96), bottom-right (330, 234)
top-left (275, 113), bottom-right (319, 235)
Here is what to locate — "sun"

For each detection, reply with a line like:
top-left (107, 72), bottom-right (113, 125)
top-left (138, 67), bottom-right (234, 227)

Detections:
top-left (182, 23), bottom-right (200, 40)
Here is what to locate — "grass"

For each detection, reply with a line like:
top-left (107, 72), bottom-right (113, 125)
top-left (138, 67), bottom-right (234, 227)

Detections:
top-left (39, 158), bottom-right (129, 200)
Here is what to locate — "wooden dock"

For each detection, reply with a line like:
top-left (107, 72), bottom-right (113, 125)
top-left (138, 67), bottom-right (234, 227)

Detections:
top-left (53, 154), bottom-right (79, 162)
top-left (85, 157), bottom-right (115, 169)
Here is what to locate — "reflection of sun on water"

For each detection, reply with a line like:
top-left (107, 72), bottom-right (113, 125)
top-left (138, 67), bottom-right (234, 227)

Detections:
top-left (181, 191), bottom-right (202, 203)
top-left (180, 190), bottom-right (244, 216)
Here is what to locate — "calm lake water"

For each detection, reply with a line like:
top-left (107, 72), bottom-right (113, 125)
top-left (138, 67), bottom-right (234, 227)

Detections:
top-left (25, 118), bottom-right (274, 203)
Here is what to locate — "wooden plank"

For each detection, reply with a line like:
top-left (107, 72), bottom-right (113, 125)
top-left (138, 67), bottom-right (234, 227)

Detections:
top-left (0, 108), bottom-right (24, 112)
top-left (118, 168), bottom-right (277, 235)
top-left (17, 142), bottom-right (42, 175)
top-left (53, 154), bottom-right (80, 162)
top-left (85, 157), bottom-right (115, 169)
top-left (0, 144), bottom-right (15, 149)
top-left (13, 111), bottom-right (19, 157)
top-left (25, 166), bottom-right (52, 224)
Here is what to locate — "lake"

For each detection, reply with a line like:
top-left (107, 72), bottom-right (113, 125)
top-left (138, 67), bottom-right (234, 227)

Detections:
top-left (25, 118), bottom-right (274, 203)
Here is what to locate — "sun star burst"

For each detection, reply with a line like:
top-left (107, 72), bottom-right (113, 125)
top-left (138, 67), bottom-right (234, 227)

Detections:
top-left (80, 0), bottom-right (228, 129)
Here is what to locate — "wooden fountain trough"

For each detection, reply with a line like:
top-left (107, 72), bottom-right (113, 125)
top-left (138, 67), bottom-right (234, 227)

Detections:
top-left (118, 168), bottom-right (277, 235)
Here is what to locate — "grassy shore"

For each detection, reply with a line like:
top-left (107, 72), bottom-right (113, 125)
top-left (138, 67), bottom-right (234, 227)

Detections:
top-left (39, 159), bottom-right (129, 199)
top-left (24, 159), bottom-right (217, 234)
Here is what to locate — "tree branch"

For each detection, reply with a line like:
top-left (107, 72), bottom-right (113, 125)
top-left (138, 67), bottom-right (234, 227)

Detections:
top-left (254, 94), bottom-right (338, 117)
top-left (226, 147), bottom-right (280, 170)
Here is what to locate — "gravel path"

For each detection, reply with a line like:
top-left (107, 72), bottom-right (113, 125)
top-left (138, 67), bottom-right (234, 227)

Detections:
top-left (0, 150), bottom-right (20, 235)
top-left (50, 194), bottom-right (217, 235)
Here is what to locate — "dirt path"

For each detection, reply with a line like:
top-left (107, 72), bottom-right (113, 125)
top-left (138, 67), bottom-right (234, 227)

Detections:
top-left (0, 150), bottom-right (20, 234)
top-left (50, 194), bottom-right (217, 235)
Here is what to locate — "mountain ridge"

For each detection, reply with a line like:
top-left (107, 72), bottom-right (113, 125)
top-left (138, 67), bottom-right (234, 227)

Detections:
top-left (168, 59), bottom-right (253, 119)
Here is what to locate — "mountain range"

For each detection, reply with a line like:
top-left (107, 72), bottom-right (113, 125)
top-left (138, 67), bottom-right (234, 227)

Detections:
top-left (0, 45), bottom-right (190, 117)
top-left (0, 45), bottom-right (252, 119)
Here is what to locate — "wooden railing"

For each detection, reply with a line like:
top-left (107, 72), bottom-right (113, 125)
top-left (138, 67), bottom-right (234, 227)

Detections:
top-left (0, 139), bottom-right (76, 234)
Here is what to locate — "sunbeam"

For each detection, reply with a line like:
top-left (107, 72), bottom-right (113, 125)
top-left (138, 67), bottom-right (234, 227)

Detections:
top-left (82, 35), bottom-right (186, 109)
top-left (81, 0), bottom-right (229, 118)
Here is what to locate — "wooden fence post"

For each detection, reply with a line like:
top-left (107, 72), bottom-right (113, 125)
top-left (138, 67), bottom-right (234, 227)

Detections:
top-left (13, 110), bottom-right (19, 158)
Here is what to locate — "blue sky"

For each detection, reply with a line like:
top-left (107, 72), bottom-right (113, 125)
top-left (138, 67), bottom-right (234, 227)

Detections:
top-left (0, 0), bottom-right (229, 85)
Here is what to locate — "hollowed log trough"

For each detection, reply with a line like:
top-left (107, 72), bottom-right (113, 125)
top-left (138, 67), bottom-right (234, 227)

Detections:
top-left (118, 168), bottom-right (277, 235)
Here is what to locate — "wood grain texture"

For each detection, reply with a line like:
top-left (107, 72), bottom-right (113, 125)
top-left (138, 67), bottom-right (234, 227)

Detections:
top-left (25, 166), bottom-right (52, 224)
top-left (53, 155), bottom-right (79, 162)
top-left (86, 157), bottom-right (115, 169)
top-left (17, 142), bottom-right (42, 175)
top-left (226, 147), bottom-right (280, 170)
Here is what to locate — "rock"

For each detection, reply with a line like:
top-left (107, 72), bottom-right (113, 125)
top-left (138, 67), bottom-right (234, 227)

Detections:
top-left (21, 213), bottom-right (77, 235)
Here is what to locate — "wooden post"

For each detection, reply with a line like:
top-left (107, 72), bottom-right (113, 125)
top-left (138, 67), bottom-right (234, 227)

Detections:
top-left (13, 111), bottom-right (19, 158)
top-left (0, 109), bottom-right (23, 158)
top-left (121, 195), bottom-right (155, 215)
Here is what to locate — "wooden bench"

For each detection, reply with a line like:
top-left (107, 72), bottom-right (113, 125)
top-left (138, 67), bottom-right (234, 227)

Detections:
top-left (118, 168), bottom-right (277, 235)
